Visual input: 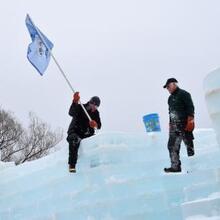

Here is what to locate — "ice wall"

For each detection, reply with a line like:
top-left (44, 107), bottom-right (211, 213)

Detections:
top-left (0, 130), bottom-right (220, 220)
top-left (204, 67), bottom-right (220, 147)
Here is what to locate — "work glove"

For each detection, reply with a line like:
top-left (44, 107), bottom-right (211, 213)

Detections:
top-left (89, 120), bottom-right (98, 129)
top-left (185, 116), bottom-right (195, 132)
top-left (73, 92), bottom-right (80, 103)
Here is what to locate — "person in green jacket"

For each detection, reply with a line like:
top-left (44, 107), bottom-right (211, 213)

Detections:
top-left (163, 78), bottom-right (195, 173)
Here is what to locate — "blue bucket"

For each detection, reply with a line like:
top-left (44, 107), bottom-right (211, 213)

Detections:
top-left (143, 113), bottom-right (161, 132)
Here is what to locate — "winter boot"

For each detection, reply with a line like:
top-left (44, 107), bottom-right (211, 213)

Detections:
top-left (164, 167), bottom-right (181, 173)
top-left (187, 148), bottom-right (195, 157)
top-left (69, 165), bottom-right (76, 173)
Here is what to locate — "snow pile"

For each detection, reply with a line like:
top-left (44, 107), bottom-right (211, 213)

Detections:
top-left (0, 128), bottom-right (220, 220)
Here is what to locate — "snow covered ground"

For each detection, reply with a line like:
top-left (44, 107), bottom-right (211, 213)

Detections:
top-left (0, 129), bottom-right (220, 220)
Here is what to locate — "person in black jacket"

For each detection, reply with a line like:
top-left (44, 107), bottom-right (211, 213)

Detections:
top-left (163, 78), bottom-right (195, 173)
top-left (67, 92), bottom-right (101, 173)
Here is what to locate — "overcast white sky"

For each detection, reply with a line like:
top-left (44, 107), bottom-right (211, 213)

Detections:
top-left (0, 0), bottom-right (220, 133)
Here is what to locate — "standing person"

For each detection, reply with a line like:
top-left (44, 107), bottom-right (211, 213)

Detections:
top-left (163, 78), bottom-right (195, 173)
top-left (67, 92), bottom-right (102, 173)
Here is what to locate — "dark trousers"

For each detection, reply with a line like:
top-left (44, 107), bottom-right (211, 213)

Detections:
top-left (168, 130), bottom-right (194, 169)
top-left (67, 133), bottom-right (81, 167)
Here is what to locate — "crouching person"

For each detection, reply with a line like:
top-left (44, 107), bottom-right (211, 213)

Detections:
top-left (67, 92), bottom-right (101, 173)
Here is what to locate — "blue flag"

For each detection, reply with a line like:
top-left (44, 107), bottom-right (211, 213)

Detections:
top-left (25, 14), bottom-right (54, 75)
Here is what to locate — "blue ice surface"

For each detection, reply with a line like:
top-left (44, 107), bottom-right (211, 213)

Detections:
top-left (0, 129), bottom-right (220, 220)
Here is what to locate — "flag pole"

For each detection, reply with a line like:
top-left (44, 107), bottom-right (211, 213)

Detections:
top-left (27, 14), bottom-right (92, 121)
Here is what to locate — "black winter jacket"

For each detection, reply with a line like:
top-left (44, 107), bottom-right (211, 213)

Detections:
top-left (67, 102), bottom-right (101, 139)
top-left (168, 87), bottom-right (194, 124)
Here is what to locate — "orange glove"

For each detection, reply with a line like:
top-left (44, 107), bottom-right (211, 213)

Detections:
top-left (185, 116), bottom-right (195, 132)
top-left (89, 120), bottom-right (98, 128)
top-left (73, 92), bottom-right (80, 103)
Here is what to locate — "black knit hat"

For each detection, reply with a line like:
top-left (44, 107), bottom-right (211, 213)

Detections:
top-left (89, 96), bottom-right (101, 107)
top-left (163, 78), bottom-right (178, 88)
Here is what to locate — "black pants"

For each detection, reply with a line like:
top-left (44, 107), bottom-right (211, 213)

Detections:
top-left (168, 130), bottom-right (194, 169)
top-left (67, 133), bottom-right (81, 167)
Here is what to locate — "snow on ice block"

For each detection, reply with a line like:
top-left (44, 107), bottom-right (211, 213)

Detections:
top-left (204, 68), bottom-right (220, 147)
top-left (183, 181), bottom-right (220, 202)
top-left (0, 161), bottom-right (15, 171)
top-left (186, 215), bottom-right (220, 220)
top-left (182, 192), bottom-right (220, 219)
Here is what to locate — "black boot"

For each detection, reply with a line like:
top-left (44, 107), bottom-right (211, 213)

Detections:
top-left (69, 164), bottom-right (76, 173)
top-left (164, 167), bottom-right (181, 173)
top-left (187, 148), bottom-right (195, 157)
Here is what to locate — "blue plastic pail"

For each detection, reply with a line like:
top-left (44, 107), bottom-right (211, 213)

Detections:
top-left (143, 113), bottom-right (161, 132)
